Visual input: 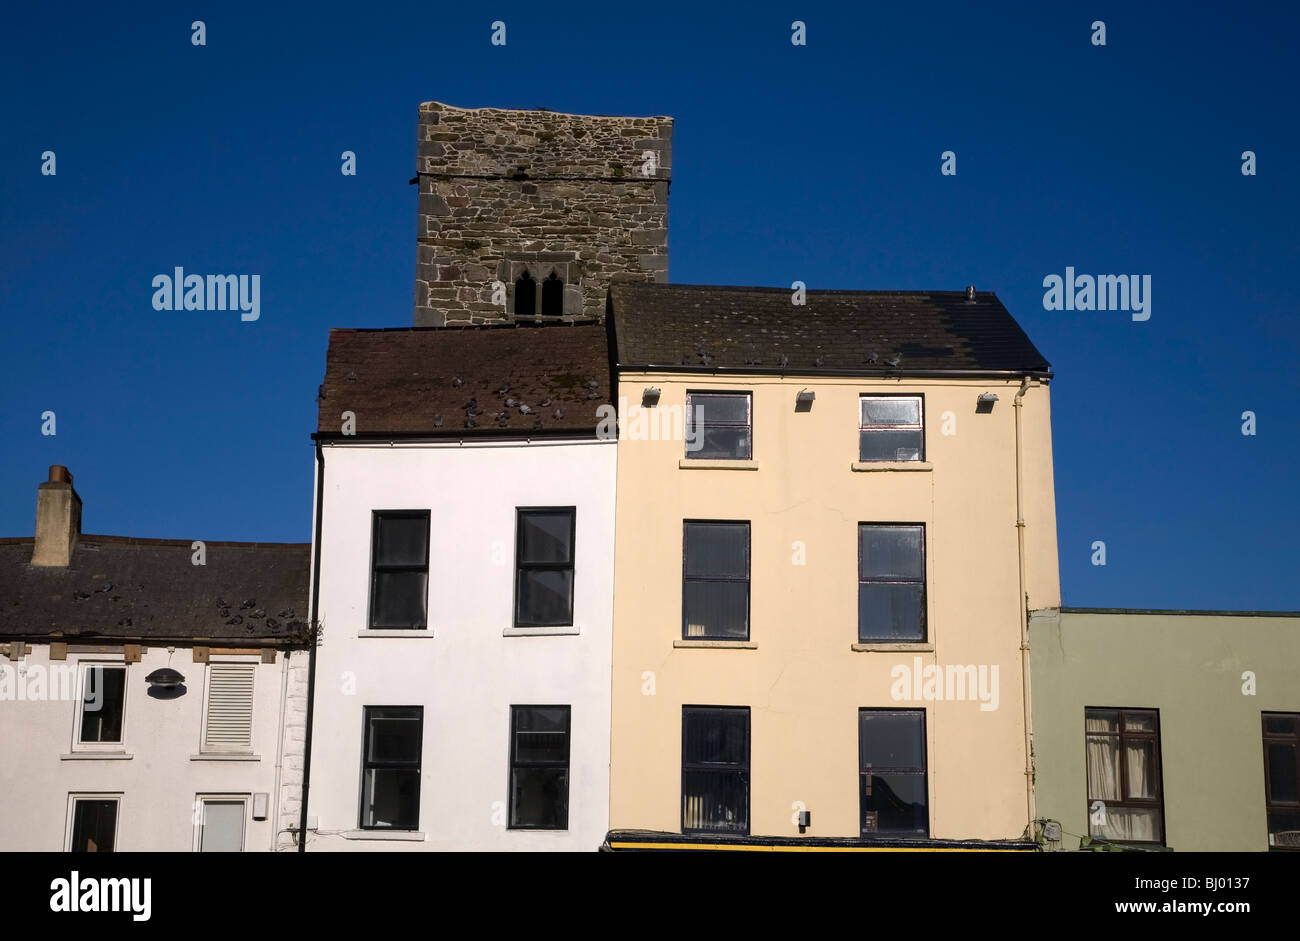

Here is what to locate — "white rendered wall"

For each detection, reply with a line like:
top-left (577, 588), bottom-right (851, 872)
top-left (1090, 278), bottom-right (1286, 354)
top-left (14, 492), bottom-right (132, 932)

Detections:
top-left (304, 438), bottom-right (616, 851)
top-left (0, 644), bottom-right (297, 851)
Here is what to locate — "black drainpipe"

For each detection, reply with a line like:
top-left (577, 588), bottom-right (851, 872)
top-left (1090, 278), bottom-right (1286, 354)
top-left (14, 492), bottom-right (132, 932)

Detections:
top-left (298, 442), bottom-right (325, 852)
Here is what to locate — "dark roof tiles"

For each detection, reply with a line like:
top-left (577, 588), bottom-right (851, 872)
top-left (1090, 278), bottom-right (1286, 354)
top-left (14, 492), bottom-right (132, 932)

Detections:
top-left (0, 536), bottom-right (310, 643)
top-left (607, 283), bottom-right (1050, 375)
top-left (316, 321), bottom-right (612, 436)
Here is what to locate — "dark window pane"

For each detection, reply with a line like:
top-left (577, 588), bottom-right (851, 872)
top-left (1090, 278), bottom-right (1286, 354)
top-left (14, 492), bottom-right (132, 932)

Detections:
top-left (361, 768), bottom-right (420, 829)
top-left (689, 395), bottom-right (749, 425)
top-left (859, 712), bottom-right (925, 769)
top-left (1086, 735), bottom-right (1122, 801)
top-left (689, 427), bottom-right (751, 460)
top-left (1086, 709), bottom-right (1120, 733)
top-left (1124, 713), bottom-right (1155, 732)
top-left (1268, 811), bottom-right (1300, 848)
top-left (1265, 715), bottom-right (1297, 735)
top-left (861, 773), bottom-right (928, 834)
top-left (516, 569), bottom-right (573, 626)
top-left (80, 667), bottom-right (125, 743)
top-left (683, 770), bottom-right (749, 832)
top-left (1269, 744), bottom-right (1298, 804)
top-left (376, 516), bottom-right (428, 566)
top-left (366, 709), bottom-right (422, 764)
top-left (515, 273), bottom-right (535, 316)
top-left (509, 706), bottom-right (570, 830)
top-left (70, 800), bottom-right (117, 852)
top-left (511, 768), bottom-right (569, 827)
top-left (1124, 739), bottom-right (1159, 799)
top-left (683, 709), bottom-right (748, 765)
top-left (859, 429), bottom-right (924, 462)
top-left (360, 706), bottom-right (421, 830)
top-left (861, 398), bottom-right (920, 426)
top-left (519, 511), bottom-right (573, 564)
top-left (686, 394), bottom-right (752, 460)
top-left (685, 524), bottom-right (748, 578)
top-left (684, 582), bottom-right (748, 639)
top-left (859, 526), bottom-right (924, 579)
top-left (372, 571), bottom-right (427, 628)
top-left (541, 273), bottom-right (564, 317)
top-left (858, 584), bottom-right (924, 641)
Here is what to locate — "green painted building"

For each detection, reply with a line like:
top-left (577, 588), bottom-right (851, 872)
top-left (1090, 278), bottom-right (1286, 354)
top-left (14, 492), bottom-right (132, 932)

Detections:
top-left (1029, 608), bottom-right (1300, 852)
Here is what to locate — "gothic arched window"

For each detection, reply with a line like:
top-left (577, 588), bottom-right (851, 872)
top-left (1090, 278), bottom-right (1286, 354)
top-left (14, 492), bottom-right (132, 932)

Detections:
top-left (541, 271), bottom-right (564, 317)
top-left (514, 271), bottom-right (536, 316)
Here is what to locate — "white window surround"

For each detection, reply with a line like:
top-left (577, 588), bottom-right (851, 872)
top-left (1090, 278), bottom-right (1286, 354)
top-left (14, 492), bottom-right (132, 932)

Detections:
top-left (357, 629), bottom-right (436, 638)
top-left (341, 829), bottom-right (426, 841)
top-left (71, 661), bottom-right (127, 754)
top-left (673, 640), bottom-right (759, 649)
top-left (851, 461), bottom-right (933, 472)
top-left (678, 459), bottom-right (759, 470)
top-left (851, 642), bottom-right (937, 653)
top-left (193, 794), bottom-right (249, 852)
top-left (65, 793), bottom-right (121, 852)
top-left (503, 626), bottom-right (581, 637)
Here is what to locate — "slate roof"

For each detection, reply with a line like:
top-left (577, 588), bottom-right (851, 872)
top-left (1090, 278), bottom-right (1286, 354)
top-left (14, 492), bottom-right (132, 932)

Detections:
top-left (0, 536), bottom-right (311, 643)
top-left (316, 321), bottom-right (613, 436)
top-left (607, 284), bottom-right (1051, 375)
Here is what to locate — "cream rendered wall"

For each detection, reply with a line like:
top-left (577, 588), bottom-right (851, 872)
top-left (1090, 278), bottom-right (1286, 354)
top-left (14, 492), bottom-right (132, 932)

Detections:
top-left (304, 438), bottom-right (615, 851)
top-left (0, 644), bottom-right (294, 851)
top-left (609, 374), bottom-right (1059, 841)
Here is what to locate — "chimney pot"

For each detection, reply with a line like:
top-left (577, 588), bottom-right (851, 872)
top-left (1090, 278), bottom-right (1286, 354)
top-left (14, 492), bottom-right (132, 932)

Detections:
top-left (964, 285), bottom-right (976, 301)
top-left (31, 467), bottom-right (82, 567)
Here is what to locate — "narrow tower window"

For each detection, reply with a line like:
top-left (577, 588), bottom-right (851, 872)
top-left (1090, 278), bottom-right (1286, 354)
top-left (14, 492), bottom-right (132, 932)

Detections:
top-left (514, 271), bottom-right (536, 316)
top-left (541, 271), bottom-right (564, 317)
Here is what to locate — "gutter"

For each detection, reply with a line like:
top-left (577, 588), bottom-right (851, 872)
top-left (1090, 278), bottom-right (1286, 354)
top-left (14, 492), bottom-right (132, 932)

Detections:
top-left (297, 442), bottom-right (325, 852)
top-left (1013, 376), bottom-right (1036, 834)
top-left (619, 364), bottom-right (1053, 381)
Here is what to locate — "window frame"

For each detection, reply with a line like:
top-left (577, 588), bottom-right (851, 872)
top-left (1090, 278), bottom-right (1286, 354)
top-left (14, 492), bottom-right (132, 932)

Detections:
top-left (857, 523), bottom-right (928, 643)
top-left (72, 661), bottom-right (128, 753)
top-left (367, 510), bottom-right (431, 631)
top-left (858, 394), bottom-right (925, 462)
top-left (513, 507), bottom-right (577, 628)
top-left (358, 705), bottom-right (424, 831)
top-left (1084, 706), bottom-right (1166, 845)
top-left (680, 705), bottom-right (751, 836)
top-left (507, 704), bottom-right (572, 831)
top-left (1262, 711), bottom-right (1300, 851)
top-left (684, 390), bottom-right (753, 461)
top-left (66, 793), bottom-right (121, 852)
top-left (192, 794), bottom-right (249, 852)
top-left (681, 520), bottom-right (751, 641)
top-left (858, 708), bottom-right (929, 838)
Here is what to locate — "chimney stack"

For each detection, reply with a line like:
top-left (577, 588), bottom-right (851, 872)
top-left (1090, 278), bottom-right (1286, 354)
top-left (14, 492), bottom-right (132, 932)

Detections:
top-left (31, 465), bottom-right (81, 567)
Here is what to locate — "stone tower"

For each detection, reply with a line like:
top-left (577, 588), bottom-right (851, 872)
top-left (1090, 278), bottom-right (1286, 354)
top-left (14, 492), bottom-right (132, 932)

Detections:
top-left (413, 102), bottom-right (672, 327)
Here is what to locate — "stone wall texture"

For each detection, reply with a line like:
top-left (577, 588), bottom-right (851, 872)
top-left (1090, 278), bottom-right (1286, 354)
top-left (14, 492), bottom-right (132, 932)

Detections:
top-left (414, 102), bottom-right (672, 326)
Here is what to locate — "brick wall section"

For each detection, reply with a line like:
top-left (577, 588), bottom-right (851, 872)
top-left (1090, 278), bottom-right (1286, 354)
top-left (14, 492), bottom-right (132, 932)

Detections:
top-left (414, 102), bottom-right (672, 327)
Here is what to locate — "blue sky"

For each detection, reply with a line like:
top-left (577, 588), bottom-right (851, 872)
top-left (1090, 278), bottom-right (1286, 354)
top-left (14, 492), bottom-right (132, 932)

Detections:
top-left (1, 2), bottom-right (1296, 610)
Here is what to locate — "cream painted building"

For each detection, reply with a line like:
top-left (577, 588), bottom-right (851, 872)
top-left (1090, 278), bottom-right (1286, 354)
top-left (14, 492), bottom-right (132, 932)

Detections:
top-left (605, 283), bottom-right (1060, 848)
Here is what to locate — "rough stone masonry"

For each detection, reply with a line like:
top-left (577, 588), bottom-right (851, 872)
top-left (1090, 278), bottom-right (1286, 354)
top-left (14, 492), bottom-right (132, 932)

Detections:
top-left (413, 101), bottom-right (672, 326)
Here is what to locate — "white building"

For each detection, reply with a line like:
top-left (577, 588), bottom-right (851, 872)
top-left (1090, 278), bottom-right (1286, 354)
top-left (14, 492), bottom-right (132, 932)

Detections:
top-left (0, 466), bottom-right (311, 852)
top-left (301, 322), bottom-right (616, 850)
